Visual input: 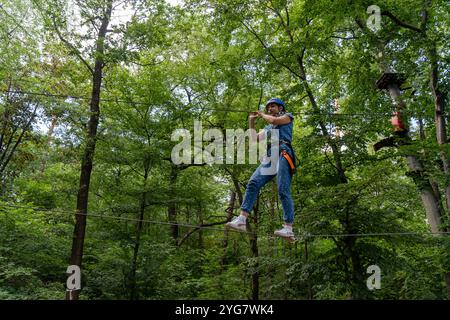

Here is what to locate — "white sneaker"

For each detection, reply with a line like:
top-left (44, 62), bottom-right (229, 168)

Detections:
top-left (225, 216), bottom-right (247, 232)
top-left (274, 226), bottom-right (296, 241)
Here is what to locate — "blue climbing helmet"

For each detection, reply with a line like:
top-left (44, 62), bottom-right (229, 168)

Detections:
top-left (265, 98), bottom-right (286, 112)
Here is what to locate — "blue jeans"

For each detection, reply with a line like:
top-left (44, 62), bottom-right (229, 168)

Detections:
top-left (240, 147), bottom-right (295, 224)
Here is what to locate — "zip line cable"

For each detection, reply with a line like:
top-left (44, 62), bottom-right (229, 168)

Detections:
top-left (1, 203), bottom-right (449, 239)
top-left (1, 89), bottom-right (152, 106)
top-left (0, 89), bottom-right (381, 118)
top-left (2, 89), bottom-right (441, 119)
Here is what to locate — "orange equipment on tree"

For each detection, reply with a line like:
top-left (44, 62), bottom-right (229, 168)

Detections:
top-left (391, 111), bottom-right (407, 132)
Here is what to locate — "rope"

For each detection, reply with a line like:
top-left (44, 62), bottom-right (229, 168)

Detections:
top-left (2, 89), bottom-right (440, 119)
top-left (1, 203), bottom-right (448, 239)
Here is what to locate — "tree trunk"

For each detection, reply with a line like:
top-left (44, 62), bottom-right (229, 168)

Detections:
top-left (386, 83), bottom-right (444, 233)
top-left (40, 114), bottom-right (59, 174)
top-left (340, 236), bottom-right (363, 299)
top-left (221, 190), bottom-right (236, 268)
top-left (429, 45), bottom-right (450, 215)
top-left (197, 204), bottom-right (204, 249)
top-left (445, 273), bottom-right (450, 300)
top-left (67, 1), bottom-right (113, 300)
top-left (129, 161), bottom-right (149, 300)
top-left (168, 165), bottom-right (179, 240)
top-left (304, 239), bottom-right (313, 299)
top-left (225, 167), bottom-right (243, 205)
top-left (339, 206), bottom-right (366, 299)
top-left (0, 81), bottom-right (13, 157)
top-left (249, 197), bottom-right (259, 300)
top-left (429, 44), bottom-right (450, 298)
top-left (250, 232), bottom-right (259, 300)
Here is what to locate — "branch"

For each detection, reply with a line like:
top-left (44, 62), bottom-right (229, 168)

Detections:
top-left (130, 59), bottom-right (163, 67)
top-left (162, 157), bottom-right (207, 170)
top-left (0, 129), bottom-right (16, 165)
top-left (0, 104), bottom-right (38, 174)
top-left (420, 1), bottom-right (430, 32)
top-left (330, 35), bottom-right (358, 40)
top-left (266, 2), bottom-right (294, 43)
top-left (324, 148), bottom-right (339, 173)
top-left (177, 220), bottom-right (229, 246)
top-left (284, 5), bottom-right (290, 28)
top-left (51, 16), bottom-right (94, 75)
top-left (241, 19), bottom-right (303, 79)
top-left (0, 5), bottom-right (31, 37)
top-left (223, 166), bottom-right (243, 205)
top-left (354, 17), bottom-right (366, 32)
top-left (294, 47), bottom-right (308, 82)
top-left (381, 10), bottom-right (422, 33)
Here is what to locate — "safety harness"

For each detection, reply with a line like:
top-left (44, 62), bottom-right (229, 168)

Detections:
top-left (280, 142), bottom-right (301, 193)
top-left (279, 140), bottom-right (299, 176)
top-left (281, 150), bottom-right (296, 174)
top-left (265, 110), bottom-right (299, 176)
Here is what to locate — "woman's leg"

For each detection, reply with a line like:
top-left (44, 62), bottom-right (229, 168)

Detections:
top-left (277, 152), bottom-right (294, 225)
top-left (227, 163), bottom-right (276, 232)
top-left (240, 163), bottom-right (276, 215)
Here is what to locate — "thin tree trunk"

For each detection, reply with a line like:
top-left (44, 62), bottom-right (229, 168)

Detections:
top-left (304, 239), bottom-right (313, 299)
top-left (225, 167), bottom-right (243, 205)
top-left (446, 273), bottom-right (450, 300)
top-left (418, 118), bottom-right (426, 141)
top-left (221, 190), bottom-right (236, 268)
top-left (249, 196), bottom-right (259, 300)
top-left (40, 114), bottom-right (59, 174)
top-left (67, 1), bottom-right (113, 300)
top-left (198, 204), bottom-right (204, 249)
top-left (129, 161), bottom-right (149, 300)
top-left (0, 81), bottom-right (13, 153)
top-left (47, 114), bottom-right (58, 139)
top-left (339, 206), bottom-right (366, 299)
top-left (168, 165), bottom-right (179, 240)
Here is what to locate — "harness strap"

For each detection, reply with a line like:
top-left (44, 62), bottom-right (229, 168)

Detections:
top-left (281, 150), bottom-right (296, 174)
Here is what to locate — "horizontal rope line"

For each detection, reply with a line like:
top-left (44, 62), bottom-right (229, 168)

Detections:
top-left (1, 203), bottom-right (448, 238)
top-left (3, 89), bottom-right (440, 119)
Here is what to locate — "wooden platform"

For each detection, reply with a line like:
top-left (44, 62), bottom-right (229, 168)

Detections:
top-left (376, 72), bottom-right (406, 89)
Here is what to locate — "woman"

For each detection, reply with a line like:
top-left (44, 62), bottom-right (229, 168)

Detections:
top-left (226, 98), bottom-right (296, 242)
